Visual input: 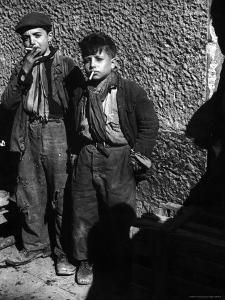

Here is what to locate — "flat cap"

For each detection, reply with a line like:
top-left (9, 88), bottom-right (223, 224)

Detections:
top-left (15, 12), bottom-right (52, 34)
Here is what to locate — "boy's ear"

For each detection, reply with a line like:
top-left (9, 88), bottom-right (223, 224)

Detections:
top-left (47, 31), bottom-right (53, 43)
top-left (111, 57), bottom-right (118, 70)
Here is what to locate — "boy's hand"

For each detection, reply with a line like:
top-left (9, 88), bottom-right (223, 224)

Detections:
top-left (67, 154), bottom-right (78, 173)
top-left (130, 157), bottom-right (143, 173)
top-left (20, 47), bottom-right (42, 81)
top-left (70, 154), bottom-right (78, 166)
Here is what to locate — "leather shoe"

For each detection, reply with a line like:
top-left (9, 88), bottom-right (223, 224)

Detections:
top-left (5, 248), bottom-right (48, 266)
top-left (56, 256), bottom-right (76, 276)
top-left (76, 260), bottom-right (93, 285)
top-left (42, 246), bottom-right (52, 258)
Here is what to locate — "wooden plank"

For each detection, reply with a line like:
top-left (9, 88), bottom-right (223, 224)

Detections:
top-left (0, 235), bottom-right (15, 250)
top-left (132, 247), bottom-right (154, 267)
top-left (0, 191), bottom-right (9, 207)
top-left (0, 205), bottom-right (18, 225)
top-left (0, 209), bottom-right (8, 224)
top-left (130, 282), bottom-right (153, 300)
top-left (161, 205), bottom-right (200, 232)
top-left (182, 221), bottom-right (225, 240)
top-left (132, 207), bottom-right (225, 298)
top-left (160, 202), bottom-right (182, 217)
top-left (152, 230), bottom-right (168, 300)
top-left (168, 238), bottom-right (225, 264)
top-left (169, 254), bottom-right (225, 282)
top-left (195, 210), bottom-right (225, 229)
top-left (170, 228), bottom-right (225, 249)
top-left (134, 218), bottom-right (165, 231)
top-left (0, 208), bottom-right (8, 215)
top-left (132, 263), bottom-right (154, 287)
top-left (168, 275), bottom-right (225, 296)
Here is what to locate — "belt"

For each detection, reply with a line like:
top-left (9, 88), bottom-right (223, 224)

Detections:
top-left (29, 116), bottom-right (63, 124)
top-left (88, 141), bottom-right (127, 157)
top-left (91, 142), bottom-right (110, 157)
top-left (48, 118), bottom-right (63, 122)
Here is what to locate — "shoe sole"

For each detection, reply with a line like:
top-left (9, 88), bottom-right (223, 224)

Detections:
top-left (75, 279), bottom-right (93, 285)
top-left (56, 271), bottom-right (76, 276)
top-left (56, 266), bottom-right (76, 276)
top-left (75, 275), bottom-right (93, 285)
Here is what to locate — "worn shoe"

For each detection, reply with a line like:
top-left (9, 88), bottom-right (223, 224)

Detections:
top-left (5, 248), bottom-right (48, 266)
top-left (42, 246), bottom-right (52, 258)
top-left (56, 256), bottom-right (76, 276)
top-left (76, 260), bottom-right (93, 285)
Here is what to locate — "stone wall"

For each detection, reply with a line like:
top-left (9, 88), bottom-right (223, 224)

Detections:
top-left (0, 0), bottom-right (209, 215)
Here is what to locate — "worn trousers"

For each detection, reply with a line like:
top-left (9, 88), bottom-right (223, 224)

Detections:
top-left (71, 144), bottom-right (136, 261)
top-left (16, 119), bottom-right (68, 256)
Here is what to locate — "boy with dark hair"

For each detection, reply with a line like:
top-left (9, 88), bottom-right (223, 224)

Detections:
top-left (71, 32), bottom-right (159, 285)
top-left (1, 12), bottom-right (84, 275)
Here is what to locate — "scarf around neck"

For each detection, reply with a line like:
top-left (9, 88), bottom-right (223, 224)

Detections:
top-left (23, 48), bottom-right (58, 120)
top-left (87, 71), bottom-right (119, 143)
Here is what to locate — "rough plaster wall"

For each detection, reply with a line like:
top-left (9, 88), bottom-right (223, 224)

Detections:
top-left (207, 21), bottom-right (224, 99)
top-left (207, 0), bottom-right (225, 100)
top-left (0, 0), bottom-right (208, 215)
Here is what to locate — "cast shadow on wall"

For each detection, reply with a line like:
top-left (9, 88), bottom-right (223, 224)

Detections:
top-left (185, 0), bottom-right (225, 208)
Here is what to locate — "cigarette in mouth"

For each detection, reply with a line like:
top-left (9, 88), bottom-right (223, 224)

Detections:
top-left (89, 71), bottom-right (94, 80)
top-left (25, 47), bottom-right (33, 51)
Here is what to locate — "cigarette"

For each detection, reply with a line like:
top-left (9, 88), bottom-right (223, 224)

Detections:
top-left (89, 71), bottom-right (94, 80)
top-left (25, 47), bottom-right (33, 51)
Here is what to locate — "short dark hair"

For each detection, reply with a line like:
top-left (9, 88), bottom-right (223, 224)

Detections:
top-left (79, 32), bottom-right (117, 58)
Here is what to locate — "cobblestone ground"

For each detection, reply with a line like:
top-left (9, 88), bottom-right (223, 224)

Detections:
top-left (0, 245), bottom-right (131, 300)
top-left (0, 245), bottom-right (89, 300)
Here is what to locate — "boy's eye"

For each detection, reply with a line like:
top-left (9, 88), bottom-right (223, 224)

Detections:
top-left (34, 34), bottom-right (42, 38)
top-left (21, 36), bottom-right (29, 42)
top-left (21, 34), bottom-right (42, 43)
top-left (95, 57), bottom-right (103, 62)
top-left (83, 58), bottom-right (90, 64)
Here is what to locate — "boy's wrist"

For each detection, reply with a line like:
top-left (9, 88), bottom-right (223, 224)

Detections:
top-left (18, 68), bottom-right (32, 87)
top-left (20, 68), bottom-right (28, 80)
top-left (130, 157), bottom-right (143, 172)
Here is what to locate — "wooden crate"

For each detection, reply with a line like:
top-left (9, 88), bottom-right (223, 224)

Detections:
top-left (131, 214), bottom-right (169, 300)
top-left (0, 190), bottom-right (9, 225)
top-left (0, 191), bottom-right (18, 250)
top-left (166, 206), bottom-right (225, 298)
top-left (131, 205), bottom-right (225, 299)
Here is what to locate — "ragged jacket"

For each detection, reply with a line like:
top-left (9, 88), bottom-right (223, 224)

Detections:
top-left (72, 75), bottom-right (159, 159)
top-left (1, 50), bottom-right (84, 154)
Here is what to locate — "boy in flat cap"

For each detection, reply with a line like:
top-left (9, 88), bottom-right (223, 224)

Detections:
top-left (70, 32), bottom-right (158, 285)
top-left (1, 12), bottom-right (84, 275)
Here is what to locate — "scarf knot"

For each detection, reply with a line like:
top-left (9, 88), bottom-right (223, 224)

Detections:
top-left (86, 71), bottom-right (119, 143)
top-left (23, 48), bottom-right (68, 120)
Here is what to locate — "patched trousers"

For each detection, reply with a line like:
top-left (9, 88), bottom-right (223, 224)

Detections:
top-left (16, 119), bottom-right (68, 256)
top-left (71, 144), bottom-right (136, 261)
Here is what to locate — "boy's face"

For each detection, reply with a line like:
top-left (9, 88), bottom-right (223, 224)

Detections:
top-left (83, 49), bottom-right (116, 82)
top-left (21, 27), bottom-right (52, 56)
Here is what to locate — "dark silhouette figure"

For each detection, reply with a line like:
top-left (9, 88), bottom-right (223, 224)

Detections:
top-left (185, 0), bottom-right (225, 207)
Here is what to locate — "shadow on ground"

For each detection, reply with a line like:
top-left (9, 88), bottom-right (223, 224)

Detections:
top-left (85, 203), bottom-right (135, 300)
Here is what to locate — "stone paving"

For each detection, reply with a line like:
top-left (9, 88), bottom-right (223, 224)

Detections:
top-left (0, 245), bottom-right (132, 300)
top-left (0, 245), bottom-right (90, 300)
